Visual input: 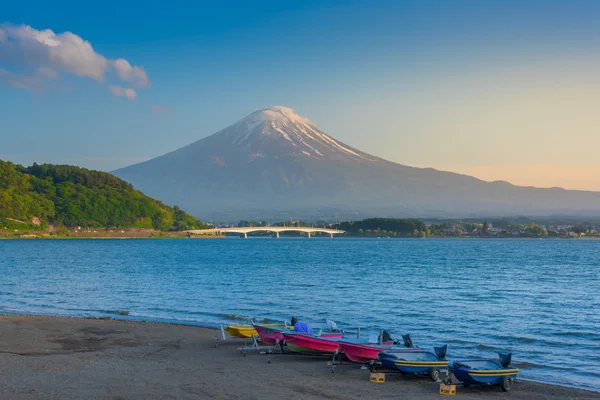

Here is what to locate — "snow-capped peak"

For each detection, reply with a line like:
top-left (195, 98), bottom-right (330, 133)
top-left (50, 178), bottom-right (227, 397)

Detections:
top-left (250, 106), bottom-right (316, 127)
top-left (216, 106), bottom-right (376, 161)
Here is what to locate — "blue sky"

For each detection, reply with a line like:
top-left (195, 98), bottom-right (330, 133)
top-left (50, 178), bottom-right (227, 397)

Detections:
top-left (2, 1), bottom-right (600, 190)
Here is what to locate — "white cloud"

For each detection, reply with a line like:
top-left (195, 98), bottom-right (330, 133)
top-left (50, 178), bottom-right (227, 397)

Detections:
top-left (113, 59), bottom-right (148, 87)
top-left (0, 23), bottom-right (149, 97)
top-left (110, 85), bottom-right (136, 100)
top-left (151, 105), bottom-right (170, 113)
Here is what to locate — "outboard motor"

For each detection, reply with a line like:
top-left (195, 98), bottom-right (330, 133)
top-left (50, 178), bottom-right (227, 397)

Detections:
top-left (402, 334), bottom-right (414, 348)
top-left (499, 353), bottom-right (512, 368)
top-left (378, 330), bottom-right (393, 344)
top-left (326, 319), bottom-right (339, 332)
top-left (434, 344), bottom-right (448, 360)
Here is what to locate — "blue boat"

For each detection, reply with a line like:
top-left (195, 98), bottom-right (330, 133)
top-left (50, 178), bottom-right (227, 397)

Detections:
top-left (448, 353), bottom-right (518, 392)
top-left (378, 345), bottom-right (449, 381)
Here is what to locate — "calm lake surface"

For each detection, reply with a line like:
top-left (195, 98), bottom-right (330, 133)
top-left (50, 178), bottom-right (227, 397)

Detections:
top-left (1, 238), bottom-right (599, 391)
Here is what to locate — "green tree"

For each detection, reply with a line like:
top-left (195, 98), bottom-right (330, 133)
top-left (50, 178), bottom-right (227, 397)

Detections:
top-left (482, 221), bottom-right (490, 235)
top-left (524, 223), bottom-right (548, 237)
top-left (0, 160), bottom-right (209, 231)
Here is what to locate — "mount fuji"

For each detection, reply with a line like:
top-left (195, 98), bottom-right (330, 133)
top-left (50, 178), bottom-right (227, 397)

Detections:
top-left (113, 106), bottom-right (600, 221)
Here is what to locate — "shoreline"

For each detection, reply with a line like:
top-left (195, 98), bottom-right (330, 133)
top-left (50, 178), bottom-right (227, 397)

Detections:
top-left (1, 235), bottom-right (598, 240)
top-left (0, 234), bottom-right (226, 240)
top-left (1, 314), bottom-right (598, 399)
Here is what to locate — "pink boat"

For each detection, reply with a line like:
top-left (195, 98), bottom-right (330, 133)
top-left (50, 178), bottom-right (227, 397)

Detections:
top-left (338, 341), bottom-right (421, 363)
top-left (282, 332), bottom-right (343, 353)
top-left (255, 325), bottom-right (343, 345)
top-left (253, 324), bottom-right (286, 345)
top-left (282, 333), bottom-right (395, 354)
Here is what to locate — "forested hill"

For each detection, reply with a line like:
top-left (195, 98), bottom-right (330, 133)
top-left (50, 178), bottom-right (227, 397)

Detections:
top-left (0, 160), bottom-right (210, 231)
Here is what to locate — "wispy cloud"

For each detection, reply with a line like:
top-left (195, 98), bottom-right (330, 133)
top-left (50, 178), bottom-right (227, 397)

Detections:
top-left (0, 23), bottom-right (149, 98)
top-left (109, 85), bottom-right (136, 100)
top-left (151, 105), bottom-right (170, 114)
top-left (0, 67), bottom-right (40, 92)
top-left (37, 66), bottom-right (58, 79)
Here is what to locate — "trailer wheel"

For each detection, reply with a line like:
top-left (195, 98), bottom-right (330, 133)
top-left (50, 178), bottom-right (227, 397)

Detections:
top-left (429, 368), bottom-right (441, 381)
top-left (501, 376), bottom-right (513, 392)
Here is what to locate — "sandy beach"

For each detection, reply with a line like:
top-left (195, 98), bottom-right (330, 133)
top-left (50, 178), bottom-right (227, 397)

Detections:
top-left (0, 316), bottom-right (598, 399)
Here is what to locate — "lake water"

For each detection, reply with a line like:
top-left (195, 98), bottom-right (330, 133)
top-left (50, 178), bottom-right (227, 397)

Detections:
top-left (0, 238), bottom-right (599, 391)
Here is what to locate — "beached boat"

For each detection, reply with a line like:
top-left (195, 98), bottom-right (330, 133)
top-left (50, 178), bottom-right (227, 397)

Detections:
top-left (339, 334), bottom-right (420, 363)
top-left (282, 332), bottom-right (344, 354)
top-left (254, 324), bottom-right (343, 345)
top-left (253, 324), bottom-right (289, 345)
top-left (448, 353), bottom-right (518, 392)
top-left (225, 323), bottom-right (285, 339)
top-left (282, 330), bottom-right (396, 355)
top-left (378, 345), bottom-right (449, 381)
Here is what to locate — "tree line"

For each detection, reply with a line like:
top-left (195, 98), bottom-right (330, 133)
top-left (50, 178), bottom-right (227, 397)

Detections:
top-left (333, 218), bottom-right (428, 237)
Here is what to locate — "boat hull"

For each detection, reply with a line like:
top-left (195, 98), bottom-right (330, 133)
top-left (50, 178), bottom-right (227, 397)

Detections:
top-left (253, 325), bottom-right (286, 345)
top-left (286, 342), bottom-right (328, 354)
top-left (225, 323), bottom-right (284, 339)
top-left (379, 352), bottom-right (448, 375)
top-left (450, 360), bottom-right (518, 385)
top-left (339, 342), bottom-right (420, 363)
top-left (454, 368), bottom-right (519, 385)
top-left (282, 333), bottom-right (341, 354)
top-left (254, 325), bottom-right (343, 345)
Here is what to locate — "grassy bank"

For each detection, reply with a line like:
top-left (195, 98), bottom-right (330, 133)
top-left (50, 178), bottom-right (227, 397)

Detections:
top-left (0, 228), bottom-right (224, 239)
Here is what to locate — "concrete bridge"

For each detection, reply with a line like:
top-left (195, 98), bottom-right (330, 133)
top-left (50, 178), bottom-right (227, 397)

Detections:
top-left (186, 227), bottom-right (345, 238)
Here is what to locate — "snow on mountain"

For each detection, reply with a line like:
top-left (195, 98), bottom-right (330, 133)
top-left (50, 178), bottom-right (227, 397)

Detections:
top-left (217, 106), bottom-right (377, 161)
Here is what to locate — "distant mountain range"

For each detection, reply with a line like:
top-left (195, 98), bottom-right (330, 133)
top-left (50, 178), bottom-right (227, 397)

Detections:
top-left (113, 106), bottom-right (600, 222)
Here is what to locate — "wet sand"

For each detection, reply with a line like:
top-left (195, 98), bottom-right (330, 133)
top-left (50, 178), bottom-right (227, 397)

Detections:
top-left (0, 315), bottom-right (598, 399)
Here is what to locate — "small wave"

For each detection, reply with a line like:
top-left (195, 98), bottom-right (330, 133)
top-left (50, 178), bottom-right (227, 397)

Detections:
top-left (258, 317), bottom-right (282, 323)
top-left (515, 361), bottom-right (579, 371)
top-left (448, 338), bottom-right (476, 345)
top-left (551, 331), bottom-right (600, 339)
top-left (399, 313), bottom-right (423, 318)
top-left (104, 309), bottom-right (131, 316)
top-left (514, 336), bottom-right (537, 343)
top-left (215, 313), bottom-right (252, 322)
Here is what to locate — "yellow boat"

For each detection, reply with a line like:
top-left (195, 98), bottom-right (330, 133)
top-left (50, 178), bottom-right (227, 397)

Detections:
top-left (225, 323), bottom-right (286, 338)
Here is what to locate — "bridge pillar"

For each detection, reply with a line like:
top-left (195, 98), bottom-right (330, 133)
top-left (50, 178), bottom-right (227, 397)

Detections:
top-left (330, 233), bottom-right (334, 238)
top-left (307, 232), bottom-right (311, 238)
top-left (241, 233), bottom-right (247, 239)
top-left (275, 232), bottom-right (280, 238)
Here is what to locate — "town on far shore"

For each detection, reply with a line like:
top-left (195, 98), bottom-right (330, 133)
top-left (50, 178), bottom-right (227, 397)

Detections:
top-left (215, 217), bottom-right (600, 239)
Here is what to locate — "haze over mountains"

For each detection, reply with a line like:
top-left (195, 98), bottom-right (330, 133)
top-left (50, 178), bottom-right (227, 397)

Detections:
top-left (114, 106), bottom-right (600, 222)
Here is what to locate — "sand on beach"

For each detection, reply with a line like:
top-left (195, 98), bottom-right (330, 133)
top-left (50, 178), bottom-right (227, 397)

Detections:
top-left (0, 315), bottom-right (598, 400)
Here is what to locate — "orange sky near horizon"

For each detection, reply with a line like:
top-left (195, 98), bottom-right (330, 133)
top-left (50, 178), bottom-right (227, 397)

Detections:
top-left (425, 164), bottom-right (600, 192)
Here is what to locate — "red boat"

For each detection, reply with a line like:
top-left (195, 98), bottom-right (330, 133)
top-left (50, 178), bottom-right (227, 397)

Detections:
top-left (339, 341), bottom-right (421, 363)
top-left (253, 324), bottom-right (287, 345)
top-left (282, 332), bottom-right (343, 353)
top-left (282, 332), bottom-right (396, 355)
top-left (254, 325), bottom-right (342, 345)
